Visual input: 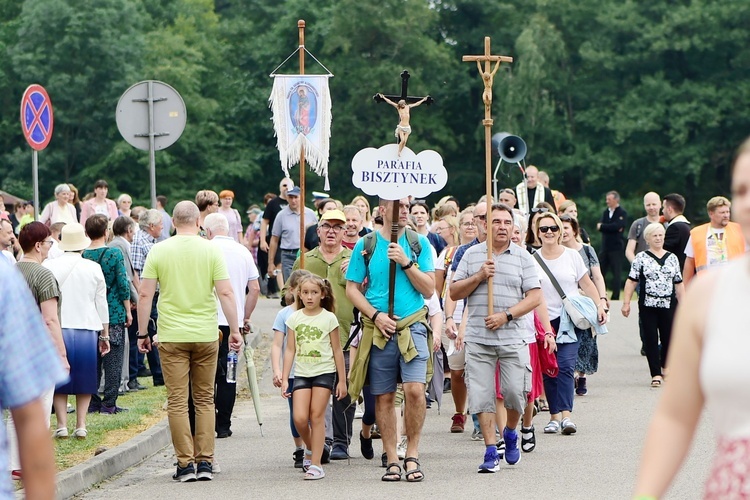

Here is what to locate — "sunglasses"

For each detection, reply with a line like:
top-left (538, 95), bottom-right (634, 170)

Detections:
top-left (473, 214), bottom-right (487, 221)
top-left (539, 225), bottom-right (560, 233)
top-left (531, 207), bottom-right (550, 214)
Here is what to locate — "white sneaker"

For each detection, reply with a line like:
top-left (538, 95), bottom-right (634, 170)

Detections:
top-left (354, 404), bottom-right (364, 419)
top-left (396, 437), bottom-right (407, 459)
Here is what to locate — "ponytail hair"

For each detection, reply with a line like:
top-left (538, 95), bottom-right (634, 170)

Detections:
top-left (295, 275), bottom-right (336, 313)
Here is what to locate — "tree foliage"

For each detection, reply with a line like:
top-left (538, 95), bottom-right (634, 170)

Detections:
top-left (0, 0), bottom-right (748, 234)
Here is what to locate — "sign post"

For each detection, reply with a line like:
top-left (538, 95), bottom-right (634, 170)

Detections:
top-left (20, 84), bottom-right (54, 218)
top-left (116, 81), bottom-right (186, 208)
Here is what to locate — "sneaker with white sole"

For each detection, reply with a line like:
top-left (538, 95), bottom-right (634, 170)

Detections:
top-left (503, 427), bottom-right (520, 465)
top-left (477, 447), bottom-right (500, 473)
top-left (471, 428), bottom-right (483, 441)
top-left (173, 463), bottom-right (197, 482)
top-left (196, 461), bottom-right (213, 481)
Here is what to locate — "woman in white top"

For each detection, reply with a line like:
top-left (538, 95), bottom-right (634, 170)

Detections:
top-left (532, 212), bottom-right (605, 435)
top-left (39, 184), bottom-right (77, 226)
top-left (44, 223), bottom-right (110, 439)
top-left (634, 139), bottom-right (750, 499)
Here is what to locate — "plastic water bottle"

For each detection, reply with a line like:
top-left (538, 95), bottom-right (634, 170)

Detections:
top-left (226, 351), bottom-right (238, 384)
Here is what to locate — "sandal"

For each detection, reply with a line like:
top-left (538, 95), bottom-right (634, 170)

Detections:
top-left (302, 449), bottom-right (312, 472)
top-left (404, 457), bottom-right (424, 482)
top-left (544, 420), bottom-right (560, 434)
top-left (382, 463), bottom-right (402, 482)
top-left (538, 398), bottom-right (549, 412)
top-left (651, 377), bottom-right (663, 388)
top-left (304, 465), bottom-right (325, 480)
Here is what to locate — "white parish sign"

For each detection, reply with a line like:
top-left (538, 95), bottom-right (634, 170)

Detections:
top-left (351, 144), bottom-right (447, 200)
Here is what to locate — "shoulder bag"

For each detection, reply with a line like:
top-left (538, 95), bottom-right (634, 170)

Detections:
top-left (533, 252), bottom-right (592, 330)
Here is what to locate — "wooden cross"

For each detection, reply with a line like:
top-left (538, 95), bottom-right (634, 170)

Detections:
top-left (373, 71), bottom-right (433, 318)
top-left (462, 37), bottom-right (513, 315)
top-left (373, 70), bottom-right (434, 106)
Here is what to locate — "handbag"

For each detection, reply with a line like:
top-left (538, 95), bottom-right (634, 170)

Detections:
top-left (533, 252), bottom-right (593, 330)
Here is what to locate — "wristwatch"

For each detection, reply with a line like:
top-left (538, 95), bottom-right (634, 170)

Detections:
top-left (504, 310), bottom-right (513, 322)
top-left (401, 260), bottom-right (415, 271)
top-left (136, 332), bottom-right (149, 339)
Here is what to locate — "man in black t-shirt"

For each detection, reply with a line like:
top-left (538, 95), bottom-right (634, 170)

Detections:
top-left (259, 178), bottom-right (293, 298)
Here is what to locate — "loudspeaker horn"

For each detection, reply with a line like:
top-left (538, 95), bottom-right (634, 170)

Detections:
top-left (491, 133), bottom-right (527, 163)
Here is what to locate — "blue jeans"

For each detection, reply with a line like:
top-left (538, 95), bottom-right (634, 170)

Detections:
top-left (368, 322), bottom-right (429, 395)
top-left (543, 318), bottom-right (581, 415)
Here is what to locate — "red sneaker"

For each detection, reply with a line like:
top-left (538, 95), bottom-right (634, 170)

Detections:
top-left (450, 413), bottom-right (466, 433)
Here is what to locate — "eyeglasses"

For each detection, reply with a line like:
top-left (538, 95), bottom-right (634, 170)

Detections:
top-left (531, 207), bottom-right (550, 214)
top-left (320, 224), bottom-right (344, 233)
top-left (539, 225), bottom-right (560, 233)
top-left (435, 226), bottom-right (450, 232)
top-left (461, 222), bottom-right (476, 227)
top-left (473, 214), bottom-right (487, 221)
top-left (500, 189), bottom-right (515, 196)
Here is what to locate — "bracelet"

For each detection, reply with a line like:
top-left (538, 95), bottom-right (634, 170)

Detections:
top-left (136, 332), bottom-right (149, 339)
top-left (371, 311), bottom-right (381, 323)
top-left (98, 336), bottom-right (110, 342)
top-left (600, 296), bottom-right (607, 300)
top-left (401, 260), bottom-right (414, 271)
top-left (544, 332), bottom-right (555, 337)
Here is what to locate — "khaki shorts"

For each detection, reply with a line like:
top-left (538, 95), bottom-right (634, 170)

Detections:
top-left (465, 341), bottom-right (531, 415)
top-left (441, 324), bottom-right (466, 371)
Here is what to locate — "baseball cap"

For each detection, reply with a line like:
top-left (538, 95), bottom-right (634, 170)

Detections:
top-left (320, 210), bottom-right (346, 224)
top-left (287, 186), bottom-right (301, 196)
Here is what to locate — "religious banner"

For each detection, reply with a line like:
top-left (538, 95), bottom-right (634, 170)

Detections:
top-left (269, 75), bottom-right (332, 190)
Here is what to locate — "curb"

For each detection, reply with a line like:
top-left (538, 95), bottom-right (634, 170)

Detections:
top-left (51, 325), bottom-right (263, 499)
top-left (53, 419), bottom-right (170, 499)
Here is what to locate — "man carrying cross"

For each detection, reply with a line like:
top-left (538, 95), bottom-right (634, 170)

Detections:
top-left (378, 94), bottom-right (429, 156)
top-left (346, 197), bottom-right (434, 482)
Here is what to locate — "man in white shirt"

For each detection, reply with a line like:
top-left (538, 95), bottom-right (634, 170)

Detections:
top-left (204, 213), bottom-right (260, 438)
top-left (0, 219), bottom-right (16, 265)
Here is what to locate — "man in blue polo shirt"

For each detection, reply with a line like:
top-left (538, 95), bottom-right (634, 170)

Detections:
top-left (346, 197), bottom-right (434, 482)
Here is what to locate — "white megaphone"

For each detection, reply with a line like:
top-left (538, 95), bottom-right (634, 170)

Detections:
top-left (491, 132), bottom-right (527, 163)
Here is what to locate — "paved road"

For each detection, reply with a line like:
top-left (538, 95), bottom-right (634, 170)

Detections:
top-left (79, 298), bottom-right (712, 499)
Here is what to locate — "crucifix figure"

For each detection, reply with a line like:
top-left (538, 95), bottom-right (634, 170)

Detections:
top-left (462, 37), bottom-right (513, 314)
top-left (374, 70), bottom-right (433, 156)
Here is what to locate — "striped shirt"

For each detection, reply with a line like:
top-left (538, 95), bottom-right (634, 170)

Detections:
top-left (453, 242), bottom-right (540, 345)
top-left (16, 261), bottom-right (62, 320)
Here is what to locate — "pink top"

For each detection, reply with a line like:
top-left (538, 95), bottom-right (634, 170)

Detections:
top-left (80, 198), bottom-right (119, 224)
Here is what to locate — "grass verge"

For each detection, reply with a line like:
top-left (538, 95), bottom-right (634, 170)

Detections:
top-left (53, 381), bottom-right (167, 472)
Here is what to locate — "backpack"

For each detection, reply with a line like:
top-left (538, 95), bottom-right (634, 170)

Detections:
top-left (361, 227), bottom-right (423, 270)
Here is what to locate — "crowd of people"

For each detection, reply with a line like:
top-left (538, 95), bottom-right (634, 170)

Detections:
top-left (0, 150), bottom-right (748, 494)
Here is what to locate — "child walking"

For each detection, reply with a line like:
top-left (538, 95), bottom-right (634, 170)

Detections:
top-left (272, 270), bottom-right (312, 468)
top-left (282, 275), bottom-right (346, 480)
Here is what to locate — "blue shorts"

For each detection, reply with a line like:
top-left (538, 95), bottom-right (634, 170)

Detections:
top-left (368, 322), bottom-right (429, 396)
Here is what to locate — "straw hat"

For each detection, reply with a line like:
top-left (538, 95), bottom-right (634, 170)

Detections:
top-left (58, 223), bottom-right (92, 251)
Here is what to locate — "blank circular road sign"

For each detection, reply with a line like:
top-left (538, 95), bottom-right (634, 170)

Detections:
top-left (116, 80), bottom-right (187, 151)
top-left (20, 84), bottom-right (54, 151)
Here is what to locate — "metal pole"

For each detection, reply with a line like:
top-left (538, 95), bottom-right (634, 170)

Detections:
top-left (148, 80), bottom-right (157, 209)
top-left (298, 20), bottom-right (306, 266)
top-left (32, 150), bottom-right (39, 220)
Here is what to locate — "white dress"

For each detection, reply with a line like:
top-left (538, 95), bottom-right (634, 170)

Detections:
top-left (700, 255), bottom-right (750, 499)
